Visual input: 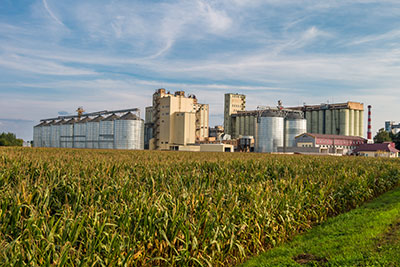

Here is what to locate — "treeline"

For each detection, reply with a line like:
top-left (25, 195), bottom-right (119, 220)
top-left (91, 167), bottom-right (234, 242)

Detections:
top-left (374, 129), bottom-right (400, 150)
top-left (0, 132), bottom-right (23, 147)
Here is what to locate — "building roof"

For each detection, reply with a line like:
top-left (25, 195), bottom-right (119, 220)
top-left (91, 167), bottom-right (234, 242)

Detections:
top-left (76, 117), bottom-right (91, 124)
top-left (353, 142), bottom-right (399, 153)
top-left (103, 114), bottom-right (120, 121)
top-left (298, 133), bottom-right (367, 141)
top-left (118, 112), bottom-right (140, 120)
top-left (89, 115), bottom-right (104, 122)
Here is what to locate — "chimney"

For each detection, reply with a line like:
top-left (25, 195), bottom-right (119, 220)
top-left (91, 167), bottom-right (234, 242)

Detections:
top-left (367, 105), bottom-right (372, 141)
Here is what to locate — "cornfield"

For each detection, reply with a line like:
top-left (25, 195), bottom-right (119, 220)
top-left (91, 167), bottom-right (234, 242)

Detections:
top-left (1, 147), bottom-right (399, 266)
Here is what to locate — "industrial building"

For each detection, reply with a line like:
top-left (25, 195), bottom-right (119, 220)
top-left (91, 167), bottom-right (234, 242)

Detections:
top-left (147, 89), bottom-right (209, 151)
top-left (385, 121), bottom-right (400, 134)
top-left (278, 133), bottom-right (367, 155)
top-left (289, 102), bottom-right (364, 137)
top-left (224, 93), bottom-right (246, 136)
top-left (354, 142), bottom-right (399, 158)
top-left (33, 109), bottom-right (144, 150)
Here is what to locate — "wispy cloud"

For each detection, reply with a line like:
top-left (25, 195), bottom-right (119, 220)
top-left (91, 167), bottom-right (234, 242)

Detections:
top-left (42, 0), bottom-right (65, 26)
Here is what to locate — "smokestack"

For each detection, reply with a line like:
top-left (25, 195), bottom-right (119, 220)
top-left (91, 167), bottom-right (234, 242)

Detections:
top-left (367, 105), bottom-right (372, 140)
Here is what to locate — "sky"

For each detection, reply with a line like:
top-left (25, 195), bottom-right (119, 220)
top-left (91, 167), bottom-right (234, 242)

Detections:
top-left (0, 0), bottom-right (399, 141)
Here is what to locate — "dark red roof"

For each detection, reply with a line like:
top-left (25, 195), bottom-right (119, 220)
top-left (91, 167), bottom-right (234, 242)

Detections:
top-left (353, 142), bottom-right (399, 153)
top-left (301, 133), bottom-right (367, 141)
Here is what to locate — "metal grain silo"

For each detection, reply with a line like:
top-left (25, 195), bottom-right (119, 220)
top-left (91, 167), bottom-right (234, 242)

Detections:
top-left (86, 115), bottom-right (103, 149)
top-left (41, 121), bottom-right (53, 147)
top-left (256, 111), bottom-right (284, 153)
top-left (114, 112), bottom-right (144, 150)
top-left (33, 121), bottom-right (46, 147)
top-left (60, 119), bottom-right (75, 148)
top-left (50, 120), bottom-right (63, 148)
top-left (73, 117), bottom-right (90, 148)
top-left (285, 117), bottom-right (307, 148)
top-left (99, 114), bottom-right (119, 149)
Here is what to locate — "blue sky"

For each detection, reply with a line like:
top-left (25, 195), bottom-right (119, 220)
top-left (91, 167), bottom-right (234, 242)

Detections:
top-left (0, 0), bottom-right (399, 140)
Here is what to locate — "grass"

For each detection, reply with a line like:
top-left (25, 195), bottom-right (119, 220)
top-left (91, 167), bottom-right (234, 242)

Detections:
top-left (243, 187), bottom-right (400, 266)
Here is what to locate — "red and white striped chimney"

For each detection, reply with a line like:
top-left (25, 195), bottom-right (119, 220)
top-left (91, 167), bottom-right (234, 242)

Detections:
top-left (367, 105), bottom-right (372, 140)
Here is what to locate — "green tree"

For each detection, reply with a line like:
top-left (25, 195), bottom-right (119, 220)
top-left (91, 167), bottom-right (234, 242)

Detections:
top-left (373, 128), bottom-right (392, 143)
top-left (392, 132), bottom-right (400, 150)
top-left (0, 132), bottom-right (23, 147)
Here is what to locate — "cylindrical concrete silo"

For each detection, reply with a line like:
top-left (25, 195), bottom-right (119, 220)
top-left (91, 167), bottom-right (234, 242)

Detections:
top-left (86, 115), bottom-right (103, 149)
top-left (349, 109), bottom-right (354, 136)
top-left (340, 109), bottom-right (350, 136)
top-left (354, 110), bottom-right (360, 137)
top-left (73, 117), bottom-right (90, 148)
top-left (318, 110), bottom-right (324, 134)
top-left (311, 111), bottom-right (319, 133)
top-left (325, 110), bottom-right (332, 135)
top-left (99, 114), bottom-right (119, 149)
top-left (114, 112), bottom-right (144, 150)
top-left (256, 112), bottom-right (284, 153)
top-left (306, 111), bottom-right (312, 133)
top-left (60, 118), bottom-right (75, 148)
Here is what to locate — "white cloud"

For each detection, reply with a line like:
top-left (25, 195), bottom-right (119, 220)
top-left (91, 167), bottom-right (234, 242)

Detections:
top-left (42, 0), bottom-right (65, 26)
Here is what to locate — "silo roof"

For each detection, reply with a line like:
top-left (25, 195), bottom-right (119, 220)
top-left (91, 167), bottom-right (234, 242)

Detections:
top-left (103, 114), bottom-right (120, 121)
top-left (64, 118), bottom-right (76, 125)
top-left (54, 119), bottom-right (65, 125)
top-left (89, 115), bottom-right (104, 122)
top-left (119, 112), bottom-right (140, 120)
top-left (77, 117), bottom-right (91, 123)
top-left (34, 121), bottom-right (47, 127)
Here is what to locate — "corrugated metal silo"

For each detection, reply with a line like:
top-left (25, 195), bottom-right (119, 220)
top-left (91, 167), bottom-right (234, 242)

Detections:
top-left (311, 111), bottom-right (319, 133)
top-left (33, 121), bottom-right (46, 147)
top-left (256, 113), bottom-right (284, 153)
top-left (114, 112), bottom-right (144, 150)
top-left (86, 115), bottom-right (103, 149)
top-left (73, 117), bottom-right (90, 148)
top-left (99, 114), bottom-right (119, 149)
top-left (60, 119), bottom-right (75, 148)
top-left (285, 117), bottom-right (307, 148)
top-left (42, 121), bottom-right (53, 147)
top-left (50, 120), bottom-right (64, 148)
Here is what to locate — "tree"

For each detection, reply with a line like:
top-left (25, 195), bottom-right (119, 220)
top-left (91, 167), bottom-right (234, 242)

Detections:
top-left (392, 132), bottom-right (400, 150)
top-left (0, 132), bottom-right (23, 147)
top-left (373, 128), bottom-right (392, 143)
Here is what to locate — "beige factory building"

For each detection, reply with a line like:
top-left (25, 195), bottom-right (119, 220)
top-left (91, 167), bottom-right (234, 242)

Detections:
top-left (224, 93), bottom-right (246, 136)
top-left (289, 102), bottom-right (364, 137)
top-left (148, 89), bottom-right (209, 150)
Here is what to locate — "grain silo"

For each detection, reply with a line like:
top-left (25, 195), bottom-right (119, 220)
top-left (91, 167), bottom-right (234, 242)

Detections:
top-left (256, 109), bottom-right (285, 153)
top-left (73, 117), bottom-right (90, 148)
top-left (42, 121), bottom-right (53, 147)
top-left (99, 114), bottom-right (119, 149)
top-left (60, 119), bottom-right (75, 148)
top-left (50, 120), bottom-right (64, 148)
top-left (33, 121), bottom-right (46, 147)
top-left (290, 102), bottom-right (364, 137)
top-left (86, 115), bottom-right (103, 149)
top-left (285, 114), bottom-right (307, 148)
top-left (114, 112), bottom-right (144, 150)
top-left (36, 108), bottom-right (142, 150)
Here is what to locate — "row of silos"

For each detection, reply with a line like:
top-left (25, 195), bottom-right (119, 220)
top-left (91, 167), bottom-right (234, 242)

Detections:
top-left (305, 109), bottom-right (364, 137)
top-left (256, 110), bottom-right (306, 153)
top-left (33, 113), bottom-right (144, 150)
